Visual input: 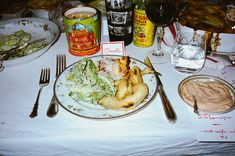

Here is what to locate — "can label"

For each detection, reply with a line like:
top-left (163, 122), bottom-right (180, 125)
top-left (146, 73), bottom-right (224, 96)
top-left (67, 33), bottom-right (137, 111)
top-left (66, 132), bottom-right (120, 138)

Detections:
top-left (133, 9), bottom-right (155, 47)
top-left (64, 7), bottom-right (101, 56)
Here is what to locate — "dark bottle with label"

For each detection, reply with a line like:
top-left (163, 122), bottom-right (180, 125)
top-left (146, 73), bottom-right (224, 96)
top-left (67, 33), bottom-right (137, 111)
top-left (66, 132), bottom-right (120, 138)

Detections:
top-left (105, 0), bottom-right (133, 46)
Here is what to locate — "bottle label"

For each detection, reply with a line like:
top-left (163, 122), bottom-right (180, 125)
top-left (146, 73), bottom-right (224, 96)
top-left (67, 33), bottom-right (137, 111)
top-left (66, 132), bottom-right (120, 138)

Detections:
top-left (106, 9), bottom-right (133, 36)
top-left (106, 10), bottom-right (133, 25)
top-left (133, 9), bottom-right (155, 47)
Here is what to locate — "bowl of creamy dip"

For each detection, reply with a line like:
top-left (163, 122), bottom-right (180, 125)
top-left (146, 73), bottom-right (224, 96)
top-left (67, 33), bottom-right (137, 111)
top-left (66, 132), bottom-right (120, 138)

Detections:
top-left (178, 75), bottom-right (235, 114)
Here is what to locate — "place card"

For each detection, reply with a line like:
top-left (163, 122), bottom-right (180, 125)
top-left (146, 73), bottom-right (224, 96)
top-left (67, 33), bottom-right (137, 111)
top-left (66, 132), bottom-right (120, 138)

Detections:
top-left (101, 41), bottom-right (125, 56)
top-left (191, 111), bottom-right (235, 142)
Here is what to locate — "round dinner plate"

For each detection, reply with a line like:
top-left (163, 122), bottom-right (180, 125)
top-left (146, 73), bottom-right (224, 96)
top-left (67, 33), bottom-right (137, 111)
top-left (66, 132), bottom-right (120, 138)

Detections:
top-left (178, 75), bottom-right (235, 114)
top-left (0, 18), bottom-right (60, 67)
top-left (54, 55), bottom-right (158, 120)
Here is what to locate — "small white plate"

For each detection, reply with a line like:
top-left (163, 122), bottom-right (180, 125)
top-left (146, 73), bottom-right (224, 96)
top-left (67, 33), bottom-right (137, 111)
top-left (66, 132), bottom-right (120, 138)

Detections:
top-left (54, 55), bottom-right (158, 120)
top-left (0, 18), bottom-right (60, 67)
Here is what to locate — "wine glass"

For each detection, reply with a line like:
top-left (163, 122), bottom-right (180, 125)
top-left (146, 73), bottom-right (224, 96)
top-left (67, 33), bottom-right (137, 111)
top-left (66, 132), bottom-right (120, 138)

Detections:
top-left (145, 0), bottom-right (180, 64)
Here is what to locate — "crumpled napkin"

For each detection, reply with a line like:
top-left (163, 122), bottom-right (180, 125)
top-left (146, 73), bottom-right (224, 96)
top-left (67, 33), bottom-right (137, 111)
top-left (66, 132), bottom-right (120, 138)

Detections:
top-left (204, 55), bottom-right (231, 70)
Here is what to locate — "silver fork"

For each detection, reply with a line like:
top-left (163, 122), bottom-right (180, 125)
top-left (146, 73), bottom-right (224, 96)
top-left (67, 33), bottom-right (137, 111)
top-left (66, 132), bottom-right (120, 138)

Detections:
top-left (29, 68), bottom-right (50, 118)
top-left (47, 54), bottom-right (66, 118)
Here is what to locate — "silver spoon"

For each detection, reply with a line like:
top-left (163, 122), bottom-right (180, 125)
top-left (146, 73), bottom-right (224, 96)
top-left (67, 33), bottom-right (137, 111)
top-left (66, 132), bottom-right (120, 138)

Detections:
top-left (0, 38), bottom-right (46, 72)
top-left (0, 46), bottom-right (21, 71)
top-left (193, 95), bottom-right (200, 115)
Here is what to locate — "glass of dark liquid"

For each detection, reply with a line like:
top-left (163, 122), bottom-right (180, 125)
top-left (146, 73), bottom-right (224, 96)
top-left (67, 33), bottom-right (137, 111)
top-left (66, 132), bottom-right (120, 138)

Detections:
top-left (145, 0), bottom-right (180, 64)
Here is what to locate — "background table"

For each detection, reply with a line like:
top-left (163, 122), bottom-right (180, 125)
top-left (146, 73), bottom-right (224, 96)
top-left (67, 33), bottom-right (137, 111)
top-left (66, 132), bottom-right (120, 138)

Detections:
top-left (0, 33), bottom-right (235, 156)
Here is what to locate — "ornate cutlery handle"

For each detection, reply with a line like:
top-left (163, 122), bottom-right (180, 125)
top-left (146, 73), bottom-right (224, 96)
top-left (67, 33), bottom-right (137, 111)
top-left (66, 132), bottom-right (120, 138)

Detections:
top-left (29, 87), bottom-right (43, 118)
top-left (47, 95), bottom-right (59, 118)
top-left (158, 86), bottom-right (177, 123)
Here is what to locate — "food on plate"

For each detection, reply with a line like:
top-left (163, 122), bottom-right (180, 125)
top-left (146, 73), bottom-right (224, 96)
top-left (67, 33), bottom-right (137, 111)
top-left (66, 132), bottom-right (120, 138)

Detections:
top-left (66, 56), bottom-right (154, 110)
top-left (179, 0), bottom-right (235, 33)
top-left (99, 66), bottom-right (152, 110)
top-left (98, 56), bottom-right (130, 80)
top-left (0, 30), bottom-right (48, 60)
top-left (0, 30), bottom-right (31, 52)
top-left (179, 79), bottom-right (234, 113)
top-left (66, 57), bottom-right (116, 103)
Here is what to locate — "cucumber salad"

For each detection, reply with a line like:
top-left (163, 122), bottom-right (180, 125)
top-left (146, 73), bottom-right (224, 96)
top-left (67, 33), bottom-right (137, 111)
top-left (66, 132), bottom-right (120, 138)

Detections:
top-left (0, 30), bottom-right (48, 60)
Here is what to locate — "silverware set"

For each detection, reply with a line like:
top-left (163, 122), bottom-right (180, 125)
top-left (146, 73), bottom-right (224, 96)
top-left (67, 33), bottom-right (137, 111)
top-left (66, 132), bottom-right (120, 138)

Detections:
top-left (29, 55), bottom-right (178, 122)
top-left (29, 54), bottom-right (66, 118)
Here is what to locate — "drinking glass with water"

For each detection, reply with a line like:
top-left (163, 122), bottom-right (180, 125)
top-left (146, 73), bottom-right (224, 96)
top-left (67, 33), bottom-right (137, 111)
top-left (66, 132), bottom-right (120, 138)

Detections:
top-left (171, 31), bottom-right (207, 74)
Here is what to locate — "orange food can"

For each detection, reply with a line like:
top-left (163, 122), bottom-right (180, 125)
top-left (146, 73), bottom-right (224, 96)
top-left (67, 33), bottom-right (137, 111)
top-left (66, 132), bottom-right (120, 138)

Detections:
top-left (64, 7), bottom-right (101, 56)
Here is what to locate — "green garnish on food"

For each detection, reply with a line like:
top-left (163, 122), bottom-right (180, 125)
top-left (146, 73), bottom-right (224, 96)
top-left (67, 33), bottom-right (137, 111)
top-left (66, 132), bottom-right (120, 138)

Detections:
top-left (0, 30), bottom-right (48, 60)
top-left (66, 58), bottom-right (116, 104)
top-left (0, 30), bottom-right (31, 52)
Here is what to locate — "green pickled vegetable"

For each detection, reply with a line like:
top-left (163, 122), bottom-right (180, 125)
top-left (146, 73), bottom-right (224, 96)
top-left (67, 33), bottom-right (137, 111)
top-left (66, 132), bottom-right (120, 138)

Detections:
top-left (66, 58), bottom-right (116, 104)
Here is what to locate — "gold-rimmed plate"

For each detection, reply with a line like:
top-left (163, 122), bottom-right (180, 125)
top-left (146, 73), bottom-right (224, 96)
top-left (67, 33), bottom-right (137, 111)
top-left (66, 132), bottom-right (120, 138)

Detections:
top-left (178, 75), bottom-right (235, 114)
top-left (54, 55), bottom-right (158, 120)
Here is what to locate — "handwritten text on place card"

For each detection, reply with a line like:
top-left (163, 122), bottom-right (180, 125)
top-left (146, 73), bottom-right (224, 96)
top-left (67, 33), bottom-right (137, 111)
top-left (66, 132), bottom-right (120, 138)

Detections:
top-left (200, 128), bottom-right (235, 139)
top-left (192, 112), bottom-right (235, 142)
top-left (101, 42), bottom-right (125, 56)
top-left (198, 114), bottom-right (232, 121)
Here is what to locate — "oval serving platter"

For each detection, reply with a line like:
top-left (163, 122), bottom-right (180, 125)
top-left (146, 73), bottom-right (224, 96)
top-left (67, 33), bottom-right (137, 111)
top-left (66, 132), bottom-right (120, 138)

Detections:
top-left (0, 18), bottom-right (60, 67)
top-left (54, 55), bottom-right (158, 120)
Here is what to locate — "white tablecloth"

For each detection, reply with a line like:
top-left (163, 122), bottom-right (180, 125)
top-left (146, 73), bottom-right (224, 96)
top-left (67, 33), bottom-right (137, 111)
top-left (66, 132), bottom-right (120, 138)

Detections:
top-left (0, 33), bottom-right (235, 156)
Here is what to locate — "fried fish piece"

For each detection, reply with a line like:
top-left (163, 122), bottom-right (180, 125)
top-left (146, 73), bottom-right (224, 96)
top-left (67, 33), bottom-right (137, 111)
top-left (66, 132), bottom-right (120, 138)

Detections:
top-left (99, 66), bottom-right (149, 110)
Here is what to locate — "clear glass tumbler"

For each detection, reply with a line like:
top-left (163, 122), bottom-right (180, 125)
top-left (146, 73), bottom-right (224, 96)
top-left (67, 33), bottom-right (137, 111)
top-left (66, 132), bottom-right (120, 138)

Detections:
top-left (171, 31), bottom-right (207, 74)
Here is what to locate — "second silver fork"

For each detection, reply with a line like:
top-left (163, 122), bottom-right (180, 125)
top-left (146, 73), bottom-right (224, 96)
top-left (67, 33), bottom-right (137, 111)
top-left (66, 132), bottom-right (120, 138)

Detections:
top-left (47, 54), bottom-right (66, 118)
top-left (30, 68), bottom-right (50, 118)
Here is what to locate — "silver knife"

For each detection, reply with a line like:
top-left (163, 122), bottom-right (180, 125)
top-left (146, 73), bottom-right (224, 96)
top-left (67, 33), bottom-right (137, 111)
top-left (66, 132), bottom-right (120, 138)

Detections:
top-left (145, 57), bottom-right (177, 123)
